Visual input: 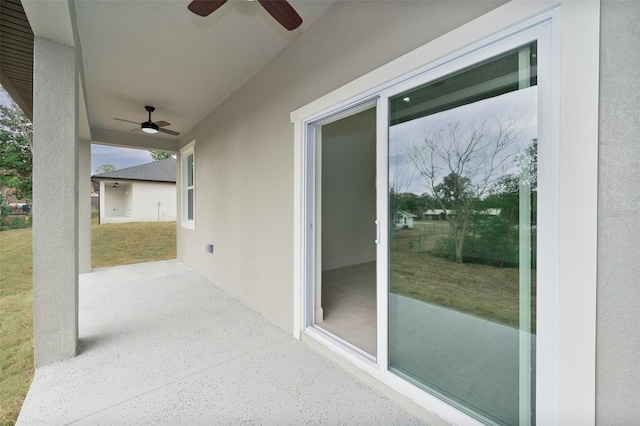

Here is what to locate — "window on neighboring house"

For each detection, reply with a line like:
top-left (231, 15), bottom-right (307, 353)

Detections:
top-left (181, 141), bottom-right (195, 229)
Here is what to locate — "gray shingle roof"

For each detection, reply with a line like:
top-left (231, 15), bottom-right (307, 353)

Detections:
top-left (92, 158), bottom-right (176, 183)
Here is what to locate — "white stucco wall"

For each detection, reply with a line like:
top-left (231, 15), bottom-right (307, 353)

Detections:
top-left (128, 181), bottom-right (176, 222)
top-left (176, 1), bottom-right (505, 331)
top-left (100, 180), bottom-right (176, 224)
top-left (597, 0), bottom-right (640, 422)
top-left (103, 184), bottom-right (126, 218)
top-left (79, 140), bottom-right (92, 273)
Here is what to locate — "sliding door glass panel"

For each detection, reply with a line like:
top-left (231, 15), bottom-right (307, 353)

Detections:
top-left (388, 43), bottom-right (537, 425)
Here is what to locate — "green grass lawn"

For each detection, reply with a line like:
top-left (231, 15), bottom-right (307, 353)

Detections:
top-left (0, 228), bottom-right (33, 426)
top-left (91, 221), bottom-right (176, 268)
top-left (0, 221), bottom-right (176, 425)
top-left (391, 227), bottom-right (536, 330)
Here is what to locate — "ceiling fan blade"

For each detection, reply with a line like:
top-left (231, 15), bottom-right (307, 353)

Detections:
top-left (158, 127), bottom-right (180, 136)
top-left (114, 118), bottom-right (140, 125)
top-left (155, 120), bottom-right (171, 127)
top-left (257, 0), bottom-right (302, 31)
top-left (130, 127), bottom-right (141, 133)
top-left (188, 0), bottom-right (228, 17)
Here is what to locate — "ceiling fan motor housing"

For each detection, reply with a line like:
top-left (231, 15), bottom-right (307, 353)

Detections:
top-left (114, 105), bottom-right (179, 136)
top-left (141, 121), bottom-right (159, 133)
top-left (142, 106), bottom-right (159, 133)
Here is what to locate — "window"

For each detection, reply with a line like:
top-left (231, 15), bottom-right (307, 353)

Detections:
top-left (181, 141), bottom-right (195, 229)
top-left (388, 42), bottom-right (537, 425)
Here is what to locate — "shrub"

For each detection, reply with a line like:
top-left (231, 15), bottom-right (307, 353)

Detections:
top-left (466, 216), bottom-right (518, 267)
top-left (0, 215), bottom-right (30, 231)
top-left (432, 216), bottom-right (525, 267)
top-left (410, 230), bottom-right (429, 253)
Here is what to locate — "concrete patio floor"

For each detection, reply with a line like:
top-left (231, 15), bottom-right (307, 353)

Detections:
top-left (17, 260), bottom-right (425, 425)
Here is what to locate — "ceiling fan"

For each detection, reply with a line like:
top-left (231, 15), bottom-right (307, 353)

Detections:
top-left (188, 0), bottom-right (303, 31)
top-left (114, 106), bottom-right (180, 136)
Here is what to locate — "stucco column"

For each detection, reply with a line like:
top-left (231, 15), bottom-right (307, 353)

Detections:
top-left (79, 140), bottom-right (92, 273)
top-left (32, 36), bottom-right (79, 366)
top-left (597, 1), bottom-right (640, 422)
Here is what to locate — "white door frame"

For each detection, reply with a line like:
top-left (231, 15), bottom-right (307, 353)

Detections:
top-left (291, 3), bottom-right (598, 423)
top-left (302, 98), bottom-right (381, 362)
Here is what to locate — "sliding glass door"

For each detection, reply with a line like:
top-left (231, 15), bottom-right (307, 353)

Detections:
top-left (386, 43), bottom-right (538, 424)
top-left (303, 22), bottom-right (551, 424)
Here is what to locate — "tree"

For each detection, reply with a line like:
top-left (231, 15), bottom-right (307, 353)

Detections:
top-left (95, 164), bottom-right (116, 174)
top-left (149, 150), bottom-right (175, 161)
top-left (431, 172), bottom-right (475, 262)
top-left (489, 138), bottom-right (538, 226)
top-left (389, 151), bottom-right (417, 235)
top-left (396, 192), bottom-right (432, 215)
top-left (0, 91), bottom-right (32, 205)
top-left (409, 117), bottom-right (522, 263)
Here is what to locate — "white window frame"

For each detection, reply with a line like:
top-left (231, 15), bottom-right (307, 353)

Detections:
top-left (180, 140), bottom-right (195, 230)
top-left (291, 2), bottom-right (599, 424)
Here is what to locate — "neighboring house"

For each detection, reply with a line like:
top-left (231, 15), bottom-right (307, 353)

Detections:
top-left (480, 208), bottom-right (502, 217)
top-left (3, 193), bottom-right (30, 215)
top-left (3, 0), bottom-right (639, 424)
top-left (91, 159), bottom-right (176, 224)
top-left (395, 210), bottom-right (417, 229)
top-left (423, 209), bottom-right (500, 221)
top-left (7, 202), bottom-right (30, 214)
top-left (423, 209), bottom-right (453, 221)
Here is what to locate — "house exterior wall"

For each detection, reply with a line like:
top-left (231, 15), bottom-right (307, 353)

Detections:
top-left (103, 184), bottom-right (126, 218)
top-left (596, 0), bottom-right (640, 422)
top-left (79, 140), bottom-right (92, 273)
top-left (177, 1), bottom-right (505, 332)
top-left (100, 181), bottom-right (176, 224)
top-left (128, 181), bottom-right (176, 222)
top-left (173, 0), bottom-right (640, 420)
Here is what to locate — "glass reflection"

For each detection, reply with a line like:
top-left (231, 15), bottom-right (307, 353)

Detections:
top-left (388, 43), bottom-right (537, 425)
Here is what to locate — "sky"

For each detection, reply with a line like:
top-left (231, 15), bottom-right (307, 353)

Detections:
top-left (91, 145), bottom-right (154, 174)
top-left (389, 87), bottom-right (538, 195)
top-left (0, 87), bottom-right (10, 107)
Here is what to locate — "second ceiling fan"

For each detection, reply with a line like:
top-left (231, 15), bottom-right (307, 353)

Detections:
top-left (188, 0), bottom-right (302, 31)
top-left (114, 106), bottom-right (180, 136)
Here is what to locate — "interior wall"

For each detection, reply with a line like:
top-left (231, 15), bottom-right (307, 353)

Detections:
top-left (596, 0), bottom-right (640, 422)
top-left (321, 108), bottom-right (376, 271)
top-left (176, 1), bottom-right (506, 331)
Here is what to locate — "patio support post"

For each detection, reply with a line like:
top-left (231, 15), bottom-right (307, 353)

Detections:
top-left (32, 36), bottom-right (79, 366)
top-left (79, 140), bottom-right (92, 273)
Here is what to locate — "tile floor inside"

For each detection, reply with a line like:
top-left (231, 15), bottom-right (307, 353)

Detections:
top-left (319, 262), bottom-right (377, 356)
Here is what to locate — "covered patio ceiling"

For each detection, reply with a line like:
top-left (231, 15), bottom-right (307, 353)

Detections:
top-left (2, 0), bottom-right (334, 150)
top-left (0, 0), bottom-right (33, 117)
